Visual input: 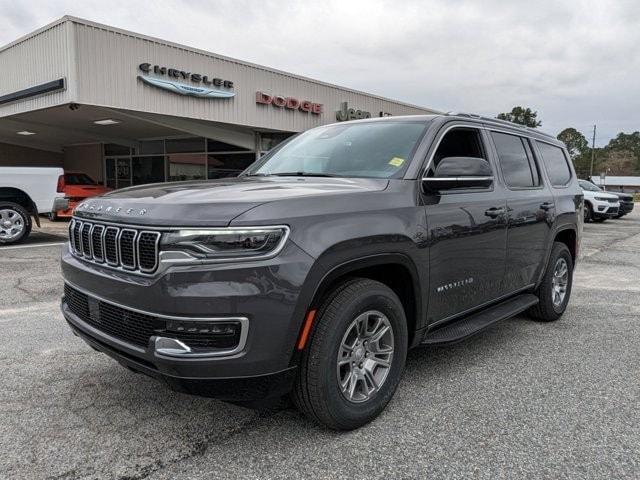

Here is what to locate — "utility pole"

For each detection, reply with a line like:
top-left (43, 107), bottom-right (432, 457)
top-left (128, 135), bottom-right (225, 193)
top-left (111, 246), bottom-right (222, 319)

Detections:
top-left (589, 124), bottom-right (596, 179)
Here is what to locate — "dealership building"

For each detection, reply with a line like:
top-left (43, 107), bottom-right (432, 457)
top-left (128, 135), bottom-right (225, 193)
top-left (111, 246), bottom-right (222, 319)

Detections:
top-left (0, 16), bottom-right (437, 187)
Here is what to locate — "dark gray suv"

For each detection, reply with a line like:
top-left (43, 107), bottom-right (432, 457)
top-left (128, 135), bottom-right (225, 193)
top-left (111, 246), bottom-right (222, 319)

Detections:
top-left (61, 114), bottom-right (583, 430)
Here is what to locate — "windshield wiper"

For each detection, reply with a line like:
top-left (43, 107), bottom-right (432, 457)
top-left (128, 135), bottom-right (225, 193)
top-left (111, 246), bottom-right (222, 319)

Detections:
top-left (270, 172), bottom-right (340, 178)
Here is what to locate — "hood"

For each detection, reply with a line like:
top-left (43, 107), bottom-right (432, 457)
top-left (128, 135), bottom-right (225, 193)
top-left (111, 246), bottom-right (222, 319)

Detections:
top-left (607, 191), bottom-right (634, 201)
top-left (73, 176), bottom-right (389, 226)
top-left (582, 189), bottom-right (619, 200)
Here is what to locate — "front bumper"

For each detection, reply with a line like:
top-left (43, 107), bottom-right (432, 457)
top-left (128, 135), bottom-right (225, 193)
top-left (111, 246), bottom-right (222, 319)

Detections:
top-left (64, 310), bottom-right (296, 402)
top-left (593, 201), bottom-right (619, 218)
top-left (618, 201), bottom-right (634, 215)
top-left (60, 240), bottom-right (316, 400)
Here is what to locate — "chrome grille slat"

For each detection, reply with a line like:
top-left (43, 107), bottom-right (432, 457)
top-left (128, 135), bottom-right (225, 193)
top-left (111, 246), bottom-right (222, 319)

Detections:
top-left (91, 225), bottom-right (105, 262)
top-left (137, 231), bottom-right (161, 272)
top-left (68, 220), bottom-right (76, 252)
top-left (118, 229), bottom-right (137, 270)
top-left (69, 219), bottom-right (159, 275)
top-left (81, 223), bottom-right (92, 258)
top-left (104, 227), bottom-right (119, 265)
top-left (73, 220), bottom-right (83, 254)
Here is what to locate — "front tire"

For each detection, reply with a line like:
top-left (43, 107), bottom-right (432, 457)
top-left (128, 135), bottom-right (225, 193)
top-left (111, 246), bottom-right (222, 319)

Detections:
top-left (527, 242), bottom-right (573, 322)
top-left (0, 202), bottom-right (32, 245)
top-left (293, 278), bottom-right (408, 430)
top-left (583, 203), bottom-right (593, 223)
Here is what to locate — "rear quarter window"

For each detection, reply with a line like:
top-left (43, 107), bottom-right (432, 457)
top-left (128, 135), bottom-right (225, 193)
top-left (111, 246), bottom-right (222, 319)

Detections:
top-left (536, 142), bottom-right (572, 186)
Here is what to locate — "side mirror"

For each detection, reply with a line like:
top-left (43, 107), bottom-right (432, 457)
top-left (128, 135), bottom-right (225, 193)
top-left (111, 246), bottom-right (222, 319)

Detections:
top-left (422, 156), bottom-right (493, 192)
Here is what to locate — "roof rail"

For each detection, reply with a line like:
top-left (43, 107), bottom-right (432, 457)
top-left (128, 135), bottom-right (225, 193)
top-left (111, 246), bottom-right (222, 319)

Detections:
top-left (446, 112), bottom-right (556, 139)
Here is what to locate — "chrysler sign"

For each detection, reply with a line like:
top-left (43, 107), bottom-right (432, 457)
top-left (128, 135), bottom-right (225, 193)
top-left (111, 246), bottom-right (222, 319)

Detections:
top-left (138, 63), bottom-right (235, 98)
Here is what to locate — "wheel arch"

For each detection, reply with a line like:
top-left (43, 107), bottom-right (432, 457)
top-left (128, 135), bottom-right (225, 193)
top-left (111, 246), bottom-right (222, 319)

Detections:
top-left (0, 187), bottom-right (39, 226)
top-left (295, 253), bottom-right (424, 355)
top-left (535, 225), bottom-right (578, 289)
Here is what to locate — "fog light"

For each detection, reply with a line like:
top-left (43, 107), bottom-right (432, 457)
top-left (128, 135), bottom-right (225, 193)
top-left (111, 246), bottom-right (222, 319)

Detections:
top-left (154, 317), bottom-right (248, 357)
top-left (165, 320), bottom-right (239, 335)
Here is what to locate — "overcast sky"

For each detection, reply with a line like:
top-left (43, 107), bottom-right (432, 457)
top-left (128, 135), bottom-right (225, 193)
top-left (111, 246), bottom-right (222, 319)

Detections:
top-left (1, 0), bottom-right (638, 145)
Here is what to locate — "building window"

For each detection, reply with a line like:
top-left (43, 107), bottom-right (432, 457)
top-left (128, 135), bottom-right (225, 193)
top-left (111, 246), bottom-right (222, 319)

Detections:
top-left (116, 158), bottom-right (132, 188)
top-left (168, 154), bottom-right (206, 181)
top-left (260, 132), bottom-right (294, 156)
top-left (132, 156), bottom-right (165, 185)
top-left (166, 137), bottom-right (205, 154)
top-left (207, 153), bottom-right (256, 179)
top-left (207, 139), bottom-right (251, 152)
top-left (104, 143), bottom-right (131, 156)
top-left (103, 136), bottom-right (258, 188)
top-left (105, 158), bottom-right (116, 188)
top-left (139, 140), bottom-right (164, 155)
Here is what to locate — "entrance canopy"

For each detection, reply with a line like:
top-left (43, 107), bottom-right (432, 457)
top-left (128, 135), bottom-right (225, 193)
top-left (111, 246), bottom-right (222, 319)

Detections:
top-left (0, 104), bottom-right (258, 153)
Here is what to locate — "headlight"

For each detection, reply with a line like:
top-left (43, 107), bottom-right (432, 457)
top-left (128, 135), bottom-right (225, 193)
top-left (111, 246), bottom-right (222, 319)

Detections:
top-left (160, 226), bottom-right (289, 260)
top-left (594, 196), bottom-right (611, 201)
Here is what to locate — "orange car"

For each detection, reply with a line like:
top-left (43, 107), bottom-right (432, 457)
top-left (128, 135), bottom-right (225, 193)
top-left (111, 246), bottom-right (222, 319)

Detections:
top-left (50, 172), bottom-right (111, 220)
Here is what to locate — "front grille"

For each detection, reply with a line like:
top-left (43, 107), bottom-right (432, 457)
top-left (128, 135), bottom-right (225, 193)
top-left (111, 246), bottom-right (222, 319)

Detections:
top-left (64, 284), bottom-right (163, 348)
top-left (63, 284), bottom-right (243, 352)
top-left (607, 198), bottom-right (618, 204)
top-left (69, 219), bottom-right (160, 274)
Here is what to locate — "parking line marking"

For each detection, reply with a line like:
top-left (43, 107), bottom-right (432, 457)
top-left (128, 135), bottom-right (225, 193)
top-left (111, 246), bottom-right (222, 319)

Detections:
top-left (0, 242), bottom-right (66, 251)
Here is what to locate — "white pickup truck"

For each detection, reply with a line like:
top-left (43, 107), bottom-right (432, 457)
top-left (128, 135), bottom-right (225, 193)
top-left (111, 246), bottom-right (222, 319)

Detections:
top-left (0, 167), bottom-right (69, 245)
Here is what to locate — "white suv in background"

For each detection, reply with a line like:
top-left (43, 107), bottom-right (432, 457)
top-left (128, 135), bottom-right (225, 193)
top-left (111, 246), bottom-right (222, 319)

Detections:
top-left (578, 180), bottom-right (620, 222)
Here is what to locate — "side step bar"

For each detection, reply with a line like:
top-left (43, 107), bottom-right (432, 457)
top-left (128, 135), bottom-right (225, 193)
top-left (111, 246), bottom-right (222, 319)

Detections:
top-left (422, 294), bottom-right (539, 346)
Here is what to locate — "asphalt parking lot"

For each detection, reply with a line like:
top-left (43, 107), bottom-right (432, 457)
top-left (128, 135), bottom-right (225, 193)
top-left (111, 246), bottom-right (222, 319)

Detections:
top-left (1, 211), bottom-right (639, 480)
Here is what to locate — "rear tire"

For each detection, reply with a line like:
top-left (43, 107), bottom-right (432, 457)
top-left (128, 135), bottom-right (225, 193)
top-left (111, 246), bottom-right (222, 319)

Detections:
top-left (292, 278), bottom-right (408, 430)
top-left (527, 242), bottom-right (573, 322)
top-left (583, 203), bottom-right (593, 223)
top-left (0, 202), bottom-right (32, 245)
top-left (48, 211), bottom-right (58, 221)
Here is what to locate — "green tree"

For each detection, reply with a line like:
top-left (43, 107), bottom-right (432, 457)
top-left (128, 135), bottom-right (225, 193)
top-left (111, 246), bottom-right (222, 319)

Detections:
top-left (600, 149), bottom-right (636, 176)
top-left (557, 128), bottom-right (589, 159)
top-left (605, 132), bottom-right (640, 174)
top-left (496, 106), bottom-right (542, 128)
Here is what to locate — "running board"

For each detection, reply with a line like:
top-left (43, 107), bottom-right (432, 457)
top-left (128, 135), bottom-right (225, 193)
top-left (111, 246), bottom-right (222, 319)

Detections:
top-left (422, 294), bottom-right (539, 346)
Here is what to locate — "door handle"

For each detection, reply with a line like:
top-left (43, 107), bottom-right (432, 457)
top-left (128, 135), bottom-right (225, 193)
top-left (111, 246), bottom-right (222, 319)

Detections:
top-left (484, 207), bottom-right (505, 218)
top-left (540, 202), bottom-right (555, 211)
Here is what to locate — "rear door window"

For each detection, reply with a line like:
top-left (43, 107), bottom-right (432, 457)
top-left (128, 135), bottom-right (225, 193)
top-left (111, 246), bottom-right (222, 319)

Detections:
top-left (491, 132), bottom-right (539, 188)
top-left (536, 141), bottom-right (572, 186)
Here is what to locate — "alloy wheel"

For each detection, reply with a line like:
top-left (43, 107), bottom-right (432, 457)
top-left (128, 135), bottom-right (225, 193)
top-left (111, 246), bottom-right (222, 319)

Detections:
top-left (551, 257), bottom-right (569, 307)
top-left (0, 209), bottom-right (24, 242)
top-left (336, 310), bottom-right (394, 403)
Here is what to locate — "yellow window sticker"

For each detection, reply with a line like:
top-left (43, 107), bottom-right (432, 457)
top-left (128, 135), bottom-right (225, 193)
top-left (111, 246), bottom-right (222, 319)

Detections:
top-left (388, 157), bottom-right (405, 167)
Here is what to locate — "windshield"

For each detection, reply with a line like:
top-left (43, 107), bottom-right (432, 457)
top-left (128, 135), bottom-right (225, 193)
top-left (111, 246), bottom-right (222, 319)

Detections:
top-left (578, 180), bottom-right (601, 192)
top-left (244, 121), bottom-right (428, 179)
top-left (65, 173), bottom-right (97, 185)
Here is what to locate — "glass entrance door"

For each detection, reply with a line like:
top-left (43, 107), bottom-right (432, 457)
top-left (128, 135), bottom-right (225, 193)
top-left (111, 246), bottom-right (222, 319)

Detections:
top-left (116, 158), bottom-right (132, 188)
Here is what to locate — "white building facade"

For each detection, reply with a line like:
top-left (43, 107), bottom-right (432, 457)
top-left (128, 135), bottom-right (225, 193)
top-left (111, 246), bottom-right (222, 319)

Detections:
top-left (0, 17), bottom-right (438, 187)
